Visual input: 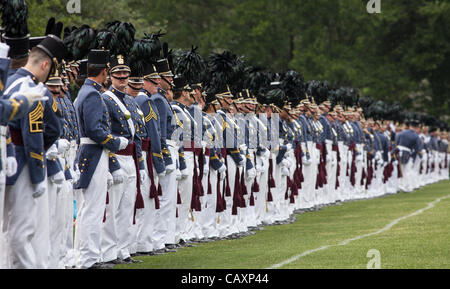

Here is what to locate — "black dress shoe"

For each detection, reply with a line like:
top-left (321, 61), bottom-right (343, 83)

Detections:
top-left (196, 238), bottom-right (212, 243)
top-left (88, 262), bottom-right (115, 269)
top-left (164, 247), bottom-right (177, 253)
top-left (134, 252), bottom-right (153, 256)
top-left (178, 241), bottom-right (196, 247)
top-left (147, 250), bottom-right (165, 255)
top-left (104, 258), bottom-right (124, 265)
top-left (122, 257), bottom-right (143, 264)
top-left (165, 244), bottom-right (179, 249)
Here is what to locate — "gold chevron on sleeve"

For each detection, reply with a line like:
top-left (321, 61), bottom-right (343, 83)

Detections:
top-left (29, 101), bottom-right (44, 133)
top-left (8, 98), bottom-right (20, 121)
top-left (145, 101), bottom-right (158, 122)
top-left (52, 97), bottom-right (58, 113)
top-left (153, 152), bottom-right (163, 158)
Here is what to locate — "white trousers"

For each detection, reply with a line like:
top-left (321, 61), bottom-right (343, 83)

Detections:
top-left (3, 165), bottom-right (48, 269)
top-left (199, 161), bottom-right (220, 238)
top-left (154, 145), bottom-right (178, 249)
top-left (135, 151), bottom-right (159, 253)
top-left (101, 154), bottom-right (137, 262)
top-left (254, 155), bottom-right (268, 226)
top-left (175, 151), bottom-right (195, 242)
top-left (74, 149), bottom-right (108, 268)
top-left (48, 174), bottom-right (65, 269)
top-left (217, 155), bottom-right (240, 237)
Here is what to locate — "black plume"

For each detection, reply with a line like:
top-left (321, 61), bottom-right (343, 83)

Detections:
top-left (63, 27), bottom-right (71, 40)
top-left (207, 50), bottom-right (243, 95)
top-left (265, 87), bottom-right (286, 109)
top-left (44, 17), bottom-right (64, 39)
top-left (1, 0), bottom-right (29, 37)
top-left (175, 45), bottom-right (207, 85)
top-left (92, 29), bottom-right (117, 55)
top-left (53, 21), bottom-right (63, 39)
top-left (244, 65), bottom-right (270, 99)
top-left (280, 70), bottom-right (307, 107)
top-left (129, 39), bottom-right (148, 78)
top-left (45, 17), bottom-right (55, 35)
top-left (64, 25), bottom-right (97, 61)
top-left (142, 31), bottom-right (164, 62)
top-left (106, 21), bottom-right (135, 56)
top-left (341, 87), bottom-right (358, 108)
top-left (308, 80), bottom-right (332, 105)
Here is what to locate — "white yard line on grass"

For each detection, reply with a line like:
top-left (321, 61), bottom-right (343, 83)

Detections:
top-left (268, 194), bottom-right (450, 269)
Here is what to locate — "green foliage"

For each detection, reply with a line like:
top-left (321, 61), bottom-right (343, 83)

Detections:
top-left (22, 0), bottom-right (450, 122)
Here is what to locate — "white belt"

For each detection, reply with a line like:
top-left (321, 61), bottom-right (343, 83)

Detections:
top-left (80, 137), bottom-right (98, 145)
top-left (397, 145), bottom-right (411, 153)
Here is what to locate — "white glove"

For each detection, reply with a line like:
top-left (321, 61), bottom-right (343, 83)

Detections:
top-left (32, 181), bottom-right (47, 198)
top-left (15, 80), bottom-right (49, 108)
top-left (112, 169), bottom-right (125, 184)
top-left (0, 42), bottom-right (10, 58)
top-left (50, 171), bottom-right (65, 185)
top-left (118, 137), bottom-right (129, 150)
top-left (140, 170), bottom-right (147, 183)
top-left (180, 168), bottom-right (189, 179)
top-left (356, 154), bottom-right (363, 163)
top-left (157, 170), bottom-right (166, 179)
top-left (375, 151), bottom-right (382, 162)
top-left (281, 158), bottom-right (291, 168)
top-left (217, 164), bottom-right (226, 175)
top-left (5, 156), bottom-right (18, 177)
top-left (256, 163), bottom-right (265, 173)
top-left (286, 143), bottom-right (293, 152)
top-left (165, 163), bottom-right (175, 175)
top-left (175, 169), bottom-right (182, 181)
top-left (46, 144), bottom-right (59, 160)
top-left (74, 164), bottom-right (81, 181)
top-left (107, 172), bottom-right (114, 189)
top-left (57, 139), bottom-right (71, 154)
top-left (281, 167), bottom-right (289, 176)
top-left (262, 149), bottom-right (270, 160)
top-left (302, 156), bottom-right (311, 166)
top-left (246, 168), bottom-right (256, 181)
top-left (238, 159), bottom-right (245, 167)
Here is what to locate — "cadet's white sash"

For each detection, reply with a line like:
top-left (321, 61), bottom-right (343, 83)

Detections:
top-left (104, 90), bottom-right (135, 138)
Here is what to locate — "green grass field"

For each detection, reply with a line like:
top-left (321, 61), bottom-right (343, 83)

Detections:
top-left (116, 180), bottom-right (450, 269)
